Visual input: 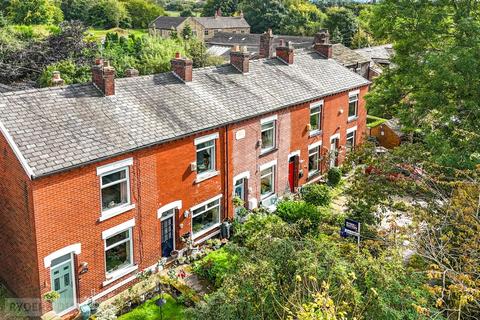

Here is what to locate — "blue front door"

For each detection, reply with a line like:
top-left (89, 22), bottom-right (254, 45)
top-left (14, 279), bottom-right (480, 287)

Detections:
top-left (161, 216), bottom-right (174, 257)
top-left (50, 254), bottom-right (75, 314)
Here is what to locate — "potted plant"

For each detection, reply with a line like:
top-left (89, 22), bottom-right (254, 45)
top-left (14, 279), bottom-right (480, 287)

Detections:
top-left (43, 290), bottom-right (60, 305)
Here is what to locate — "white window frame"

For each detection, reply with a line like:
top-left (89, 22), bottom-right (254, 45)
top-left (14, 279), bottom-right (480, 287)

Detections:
top-left (260, 115), bottom-right (277, 154)
top-left (190, 195), bottom-right (223, 240)
top-left (103, 223), bottom-right (136, 285)
top-left (309, 101), bottom-right (323, 135)
top-left (97, 158), bottom-right (135, 221)
top-left (346, 126), bottom-right (357, 152)
top-left (308, 141), bottom-right (322, 177)
top-left (260, 162), bottom-right (276, 200)
top-left (195, 133), bottom-right (219, 182)
top-left (348, 91), bottom-right (359, 121)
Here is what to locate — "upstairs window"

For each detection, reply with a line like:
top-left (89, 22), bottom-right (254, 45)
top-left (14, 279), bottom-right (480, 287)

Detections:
top-left (101, 167), bottom-right (130, 212)
top-left (309, 101), bottom-right (322, 133)
top-left (261, 116), bottom-right (277, 154)
top-left (196, 140), bottom-right (216, 175)
top-left (348, 92), bottom-right (359, 120)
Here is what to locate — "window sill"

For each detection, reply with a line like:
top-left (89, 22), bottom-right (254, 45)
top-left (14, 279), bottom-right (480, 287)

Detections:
top-left (99, 204), bottom-right (136, 222)
top-left (193, 222), bottom-right (221, 240)
top-left (103, 265), bottom-right (138, 287)
top-left (195, 170), bottom-right (220, 184)
top-left (309, 130), bottom-right (322, 138)
top-left (348, 116), bottom-right (358, 123)
top-left (261, 194), bottom-right (278, 212)
top-left (307, 171), bottom-right (322, 181)
top-left (259, 148), bottom-right (278, 158)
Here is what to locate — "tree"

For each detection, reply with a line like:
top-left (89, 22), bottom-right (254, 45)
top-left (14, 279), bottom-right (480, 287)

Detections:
top-left (181, 23), bottom-right (193, 39)
top-left (282, 0), bottom-right (327, 36)
top-left (241, 0), bottom-right (288, 34)
top-left (202, 0), bottom-right (240, 17)
top-left (324, 7), bottom-right (358, 47)
top-left (122, 0), bottom-right (165, 29)
top-left (61, 0), bottom-right (94, 22)
top-left (180, 7), bottom-right (194, 17)
top-left (367, 0), bottom-right (480, 170)
top-left (87, 0), bottom-right (130, 29)
top-left (7, 0), bottom-right (63, 25)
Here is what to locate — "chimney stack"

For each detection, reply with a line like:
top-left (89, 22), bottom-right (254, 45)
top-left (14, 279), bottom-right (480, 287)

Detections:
top-left (171, 52), bottom-right (193, 82)
top-left (259, 29), bottom-right (274, 58)
top-left (276, 40), bottom-right (294, 64)
top-left (125, 68), bottom-right (139, 77)
top-left (51, 71), bottom-right (64, 87)
top-left (92, 59), bottom-right (116, 96)
top-left (230, 45), bottom-right (250, 74)
top-left (313, 29), bottom-right (333, 59)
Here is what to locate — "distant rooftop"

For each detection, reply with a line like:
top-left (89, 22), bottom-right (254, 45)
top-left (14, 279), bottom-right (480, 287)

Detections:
top-left (149, 16), bottom-right (188, 30)
top-left (206, 32), bottom-right (370, 67)
top-left (193, 16), bottom-right (250, 29)
top-left (355, 44), bottom-right (394, 65)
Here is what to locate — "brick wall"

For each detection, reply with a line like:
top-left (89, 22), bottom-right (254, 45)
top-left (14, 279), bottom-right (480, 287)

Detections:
top-left (30, 128), bottom-right (225, 313)
top-left (0, 133), bottom-right (40, 301)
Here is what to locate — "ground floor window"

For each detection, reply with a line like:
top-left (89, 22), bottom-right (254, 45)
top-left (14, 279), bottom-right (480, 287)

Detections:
top-left (346, 130), bottom-right (356, 152)
top-left (308, 146), bottom-right (320, 176)
top-left (105, 229), bottom-right (133, 275)
top-left (192, 198), bottom-right (221, 237)
top-left (260, 166), bottom-right (275, 199)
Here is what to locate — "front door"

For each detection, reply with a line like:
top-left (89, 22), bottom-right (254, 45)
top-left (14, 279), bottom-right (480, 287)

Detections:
top-left (234, 178), bottom-right (246, 216)
top-left (330, 139), bottom-right (339, 168)
top-left (161, 214), bottom-right (174, 257)
top-left (288, 155), bottom-right (299, 192)
top-left (50, 254), bottom-right (75, 315)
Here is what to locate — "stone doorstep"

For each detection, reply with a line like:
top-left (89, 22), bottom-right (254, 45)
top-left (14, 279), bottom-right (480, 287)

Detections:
top-left (40, 311), bottom-right (62, 320)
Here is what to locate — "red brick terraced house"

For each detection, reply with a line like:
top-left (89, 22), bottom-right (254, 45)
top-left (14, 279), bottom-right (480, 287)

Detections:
top-left (0, 34), bottom-right (369, 318)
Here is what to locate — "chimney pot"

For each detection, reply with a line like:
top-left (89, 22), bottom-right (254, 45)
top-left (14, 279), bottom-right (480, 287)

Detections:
top-left (92, 58), bottom-right (116, 96)
top-left (171, 54), bottom-right (193, 82)
top-left (51, 71), bottom-right (64, 87)
top-left (276, 40), bottom-right (294, 64)
top-left (230, 47), bottom-right (250, 73)
top-left (314, 30), bottom-right (333, 59)
top-left (125, 68), bottom-right (139, 77)
top-left (259, 29), bottom-right (275, 58)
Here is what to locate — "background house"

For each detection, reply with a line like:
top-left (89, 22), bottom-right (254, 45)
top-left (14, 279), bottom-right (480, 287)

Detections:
top-left (149, 11), bottom-right (250, 41)
top-left (368, 117), bottom-right (405, 149)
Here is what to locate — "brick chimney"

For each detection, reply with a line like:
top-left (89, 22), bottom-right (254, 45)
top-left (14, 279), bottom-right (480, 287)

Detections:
top-left (51, 71), bottom-right (64, 87)
top-left (125, 68), bottom-right (139, 77)
top-left (259, 29), bottom-right (274, 58)
top-left (230, 45), bottom-right (249, 73)
top-left (313, 29), bottom-right (333, 59)
top-left (171, 52), bottom-right (193, 82)
top-left (276, 40), bottom-right (294, 64)
top-left (92, 59), bottom-right (116, 96)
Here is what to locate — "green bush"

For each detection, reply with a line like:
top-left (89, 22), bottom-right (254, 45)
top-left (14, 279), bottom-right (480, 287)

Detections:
top-left (327, 167), bottom-right (342, 186)
top-left (275, 200), bottom-right (322, 234)
top-left (193, 248), bottom-right (238, 287)
top-left (300, 183), bottom-right (331, 207)
top-left (87, 0), bottom-right (130, 28)
top-left (38, 60), bottom-right (91, 87)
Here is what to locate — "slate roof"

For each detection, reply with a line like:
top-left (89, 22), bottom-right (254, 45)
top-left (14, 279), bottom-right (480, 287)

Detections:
top-left (206, 33), bottom-right (370, 67)
top-left (0, 51), bottom-right (369, 178)
top-left (355, 44), bottom-right (394, 65)
top-left (193, 16), bottom-right (250, 29)
top-left (149, 16), bottom-right (188, 30)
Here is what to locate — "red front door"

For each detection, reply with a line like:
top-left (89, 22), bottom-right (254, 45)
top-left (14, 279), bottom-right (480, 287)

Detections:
top-left (288, 159), bottom-right (295, 192)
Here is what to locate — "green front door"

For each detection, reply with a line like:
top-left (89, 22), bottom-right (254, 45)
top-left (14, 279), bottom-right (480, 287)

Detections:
top-left (50, 254), bottom-right (75, 314)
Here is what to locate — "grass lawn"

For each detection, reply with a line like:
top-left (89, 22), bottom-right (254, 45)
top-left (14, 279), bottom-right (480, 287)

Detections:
top-left (86, 28), bottom-right (148, 40)
top-left (117, 293), bottom-right (186, 320)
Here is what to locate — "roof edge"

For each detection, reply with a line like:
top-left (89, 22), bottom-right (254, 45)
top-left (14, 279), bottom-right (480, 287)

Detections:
top-left (0, 120), bottom-right (34, 179)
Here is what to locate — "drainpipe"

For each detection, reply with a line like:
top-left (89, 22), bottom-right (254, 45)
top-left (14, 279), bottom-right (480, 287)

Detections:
top-left (223, 124), bottom-right (230, 223)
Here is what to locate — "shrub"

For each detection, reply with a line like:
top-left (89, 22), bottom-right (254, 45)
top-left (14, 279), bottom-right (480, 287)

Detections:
top-left (38, 60), bottom-right (91, 87)
top-left (327, 167), bottom-right (342, 186)
top-left (87, 0), bottom-right (130, 28)
top-left (193, 248), bottom-right (238, 287)
top-left (300, 183), bottom-right (331, 207)
top-left (275, 200), bottom-right (322, 234)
